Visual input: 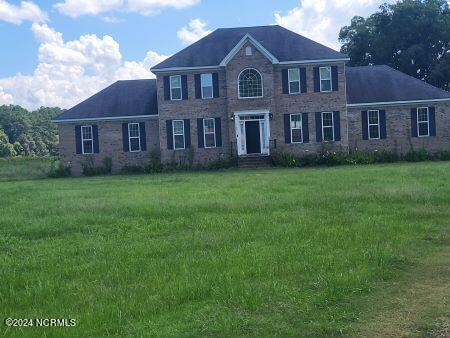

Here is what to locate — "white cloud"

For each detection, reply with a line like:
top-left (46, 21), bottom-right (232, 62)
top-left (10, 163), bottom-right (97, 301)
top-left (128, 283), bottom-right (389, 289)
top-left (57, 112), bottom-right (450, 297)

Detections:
top-left (274, 0), bottom-right (396, 50)
top-left (54, 0), bottom-right (199, 18)
top-left (0, 0), bottom-right (47, 24)
top-left (0, 24), bottom-right (168, 110)
top-left (177, 19), bottom-right (212, 45)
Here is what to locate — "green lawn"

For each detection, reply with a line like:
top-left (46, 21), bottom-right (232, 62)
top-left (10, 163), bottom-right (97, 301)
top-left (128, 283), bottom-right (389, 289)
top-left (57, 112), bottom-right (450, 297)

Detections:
top-left (1, 163), bottom-right (449, 337)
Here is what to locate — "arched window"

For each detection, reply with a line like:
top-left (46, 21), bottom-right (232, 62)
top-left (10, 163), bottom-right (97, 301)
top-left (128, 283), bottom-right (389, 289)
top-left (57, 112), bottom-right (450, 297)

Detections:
top-left (238, 68), bottom-right (263, 98)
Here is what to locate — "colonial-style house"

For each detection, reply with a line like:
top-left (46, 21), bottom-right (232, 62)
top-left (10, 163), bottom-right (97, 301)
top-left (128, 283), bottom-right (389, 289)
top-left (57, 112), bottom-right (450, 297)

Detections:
top-left (53, 25), bottom-right (450, 173)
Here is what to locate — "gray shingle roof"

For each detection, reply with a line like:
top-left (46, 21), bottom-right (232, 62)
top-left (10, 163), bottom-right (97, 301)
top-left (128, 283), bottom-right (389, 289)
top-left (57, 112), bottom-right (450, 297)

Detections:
top-left (346, 65), bottom-right (450, 105)
top-left (152, 25), bottom-right (348, 70)
top-left (53, 79), bottom-right (158, 121)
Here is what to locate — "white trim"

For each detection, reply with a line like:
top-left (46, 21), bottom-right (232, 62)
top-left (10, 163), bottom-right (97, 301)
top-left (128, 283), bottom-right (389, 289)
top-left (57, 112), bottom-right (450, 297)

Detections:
top-left (367, 110), bottom-right (380, 140)
top-left (417, 106), bottom-right (430, 138)
top-left (279, 58), bottom-right (350, 65)
top-left (53, 114), bottom-right (158, 123)
top-left (81, 125), bottom-right (93, 155)
top-left (200, 73), bottom-right (213, 100)
top-left (347, 98), bottom-right (450, 108)
top-left (319, 66), bottom-right (332, 93)
top-left (237, 68), bottom-right (264, 99)
top-left (172, 119), bottom-right (185, 150)
top-left (321, 112), bottom-right (335, 141)
top-left (234, 110), bottom-right (270, 156)
top-left (203, 118), bottom-right (216, 148)
top-left (170, 75), bottom-right (182, 101)
top-left (288, 68), bottom-right (301, 95)
top-left (220, 34), bottom-right (279, 66)
top-left (151, 65), bottom-right (220, 73)
top-left (290, 113), bottom-right (303, 144)
top-left (128, 122), bottom-right (141, 152)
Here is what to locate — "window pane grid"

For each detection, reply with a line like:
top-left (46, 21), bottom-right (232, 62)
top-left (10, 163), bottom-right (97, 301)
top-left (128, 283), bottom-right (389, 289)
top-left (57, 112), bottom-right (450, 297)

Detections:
top-left (81, 126), bottom-right (93, 154)
top-left (290, 114), bottom-right (302, 143)
top-left (322, 113), bottom-right (334, 141)
top-left (203, 118), bottom-right (216, 148)
top-left (201, 73), bottom-right (213, 99)
top-left (288, 68), bottom-right (301, 94)
top-left (320, 67), bottom-right (332, 92)
top-left (170, 75), bottom-right (182, 100)
top-left (238, 69), bottom-right (263, 98)
top-left (417, 108), bottom-right (429, 137)
top-left (128, 123), bottom-right (141, 152)
top-left (368, 110), bottom-right (380, 139)
top-left (173, 120), bottom-right (185, 149)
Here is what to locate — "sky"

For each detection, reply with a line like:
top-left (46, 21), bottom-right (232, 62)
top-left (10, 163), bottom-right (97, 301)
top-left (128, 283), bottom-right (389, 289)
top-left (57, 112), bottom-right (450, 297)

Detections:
top-left (0, 0), bottom-right (396, 110)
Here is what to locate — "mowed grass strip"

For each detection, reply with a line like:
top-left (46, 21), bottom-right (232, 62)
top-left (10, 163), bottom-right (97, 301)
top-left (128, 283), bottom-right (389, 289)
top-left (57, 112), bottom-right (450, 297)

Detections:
top-left (1, 163), bottom-right (449, 337)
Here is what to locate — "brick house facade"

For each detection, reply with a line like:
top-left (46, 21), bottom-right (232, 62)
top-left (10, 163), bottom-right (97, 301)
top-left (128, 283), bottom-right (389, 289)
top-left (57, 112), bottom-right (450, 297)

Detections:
top-left (53, 25), bottom-right (450, 174)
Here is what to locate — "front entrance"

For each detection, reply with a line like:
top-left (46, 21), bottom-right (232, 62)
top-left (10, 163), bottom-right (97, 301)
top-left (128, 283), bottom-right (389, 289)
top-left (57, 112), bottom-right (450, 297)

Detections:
top-left (245, 121), bottom-right (261, 154)
top-left (235, 111), bottom-right (270, 156)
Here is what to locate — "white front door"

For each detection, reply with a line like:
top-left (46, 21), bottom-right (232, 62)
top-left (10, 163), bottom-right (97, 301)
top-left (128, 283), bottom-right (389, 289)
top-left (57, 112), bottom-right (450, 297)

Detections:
top-left (235, 111), bottom-right (270, 156)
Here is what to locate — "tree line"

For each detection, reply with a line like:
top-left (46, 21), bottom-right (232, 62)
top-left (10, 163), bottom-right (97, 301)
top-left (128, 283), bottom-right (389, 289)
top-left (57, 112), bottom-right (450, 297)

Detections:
top-left (0, 105), bottom-right (61, 157)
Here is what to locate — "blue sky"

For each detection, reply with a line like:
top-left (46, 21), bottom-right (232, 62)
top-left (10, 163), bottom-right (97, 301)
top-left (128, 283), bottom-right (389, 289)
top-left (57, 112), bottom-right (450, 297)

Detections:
top-left (0, 0), bottom-right (393, 109)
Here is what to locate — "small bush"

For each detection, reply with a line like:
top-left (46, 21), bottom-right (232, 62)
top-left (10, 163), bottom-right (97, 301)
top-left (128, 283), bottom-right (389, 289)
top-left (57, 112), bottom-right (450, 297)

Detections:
top-left (47, 158), bottom-right (71, 178)
top-left (403, 149), bottom-right (430, 162)
top-left (374, 150), bottom-right (400, 163)
top-left (272, 152), bottom-right (299, 167)
top-left (206, 156), bottom-right (237, 170)
top-left (80, 156), bottom-right (112, 176)
top-left (102, 157), bottom-right (113, 174)
top-left (143, 162), bottom-right (163, 173)
top-left (121, 165), bottom-right (144, 174)
top-left (433, 149), bottom-right (450, 161)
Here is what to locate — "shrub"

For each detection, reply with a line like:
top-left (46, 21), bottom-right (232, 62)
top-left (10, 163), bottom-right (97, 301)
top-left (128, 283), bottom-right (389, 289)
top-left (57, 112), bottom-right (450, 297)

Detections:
top-left (434, 149), bottom-right (450, 161)
top-left (403, 149), bottom-right (430, 162)
top-left (206, 156), bottom-right (237, 170)
top-left (47, 158), bottom-right (71, 178)
top-left (374, 150), bottom-right (400, 163)
top-left (143, 162), bottom-right (163, 173)
top-left (102, 157), bottom-right (113, 174)
top-left (271, 152), bottom-right (299, 167)
top-left (80, 156), bottom-right (112, 176)
top-left (121, 165), bottom-right (144, 174)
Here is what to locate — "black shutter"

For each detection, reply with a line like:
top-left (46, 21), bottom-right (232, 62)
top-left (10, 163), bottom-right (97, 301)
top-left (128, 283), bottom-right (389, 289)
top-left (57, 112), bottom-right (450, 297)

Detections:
top-left (411, 108), bottom-right (418, 137)
top-left (284, 114), bottom-right (291, 144)
top-left (122, 123), bottom-right (129, 152)
top-left (75, 125), bottom-right (82, 154)
top-left (429, 107), bottom-right (436, 136)
top-left (163, 76), bottom-right (170, 100)
top-left (331, 66), bottom-right (338, 91)
top-left (184, 119), bottom-right (191, 147)
top-left (92, 124), bottom-right (99, 153)
top-left (313, 67), bottom-right (320, 92)
top-left (194, 74), bottom-right (201, 99)
top-left (282, 69), bottom-right (289, 94)
top-left (197, 118), bottom-right (204, 148)
top-left (380, 110), bottom-right (387, 139)
top-left (166, 120), bottom-right (173, 149)
top-left (361, 111), bottom-right (369, 140)
top-left (315, 112), bottom-right (323, 142)
top-left (333, 111), bottom-right (341, 141)
top-left (139, 122), bottom-right (147, 151)
top-left (300, 68), bottom-right (307, 93)
top-left (302, 113), bottom-right (309, 143)
top-left (181, 75), bottom-right (188, 100)
top-left (215, 117), bottom-right (222, 147)
top-left (212, 73), bottom-right (219, 98)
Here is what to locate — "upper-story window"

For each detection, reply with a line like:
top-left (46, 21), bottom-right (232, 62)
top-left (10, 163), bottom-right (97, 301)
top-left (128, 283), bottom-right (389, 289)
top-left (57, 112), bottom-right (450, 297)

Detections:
top-left (238, 68), bottom-right (263, 98)
top-left (319, 66), bottom-right (332, 92)
top-left (417, 107), bottom-right (430, 137)
top-left (288, 68), bottom-right (301, 94)
top-left (245, 46), bottom-right (252, 56)
top-left (81, 125), bottom-right (93, 154)
top-left (170, 75), bottom-right (182, 100)
top-left (201, 73), bottom-right (213, 99)
top-left (128, 123), bottom-right (141, 152)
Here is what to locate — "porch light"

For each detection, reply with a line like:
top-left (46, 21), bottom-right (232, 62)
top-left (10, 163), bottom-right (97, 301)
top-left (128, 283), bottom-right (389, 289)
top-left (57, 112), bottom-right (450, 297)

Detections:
top-left (269, 113), bottom-right (273, 120)
top-left (230, 115), bottom-right (235, 121)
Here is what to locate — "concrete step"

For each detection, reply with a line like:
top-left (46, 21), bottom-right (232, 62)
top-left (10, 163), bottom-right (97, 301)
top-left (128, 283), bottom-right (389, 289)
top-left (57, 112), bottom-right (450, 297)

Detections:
top-left (238, 156), bottom-right (272, 168)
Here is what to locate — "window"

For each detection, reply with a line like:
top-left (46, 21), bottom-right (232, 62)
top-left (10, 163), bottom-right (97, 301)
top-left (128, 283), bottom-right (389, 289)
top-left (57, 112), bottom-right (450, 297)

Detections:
top-left (322, 112), bottom-right (334, 141)
top-left (319, 66), bottom-right (332, 92)
top-left (81, 125), bottom-right (93, 154)
top-left (368, 110), bottom-right (380, 139)
top-left (417, 107), bottom-right (429, 137)
top-left (173, 120), bottom-right (185, 149)
top-left (290, 114), bottom-right (302, 143)
top-left (203, 118), bottom-right (216, 148)
top-left (238, 68), bottom-right (263, 98)
top-left (201, 73), bottom-right (213, 99)
top-left (128, 123), bottom-right (141, 152)
top-left (170, 75), bottom-right (182, 100)
top-left (245, 46), bottom-right (252, 56)
top-left (288, 68), bottom-right (300, 94)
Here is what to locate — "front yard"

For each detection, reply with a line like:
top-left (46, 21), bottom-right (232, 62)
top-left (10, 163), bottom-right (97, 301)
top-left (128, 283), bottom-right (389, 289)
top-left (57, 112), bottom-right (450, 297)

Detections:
top-left (0, 163), bottom-right (449, 336)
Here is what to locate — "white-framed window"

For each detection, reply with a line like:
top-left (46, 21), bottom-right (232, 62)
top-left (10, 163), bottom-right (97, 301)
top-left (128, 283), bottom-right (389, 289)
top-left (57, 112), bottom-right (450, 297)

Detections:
top-left (201, 73), bottom-right (213, 99)
top-left (203, 118), bottom-right (216, 148)
top-left (368, 110), bottom-right (380, 140)
top-left (128, 123), bottom-right (141, 152)
top-left (170, 75), bottom-right (182, 100)
top-left (322, 112), bottom-right (334, 141)
top-left (319, 66), bottom-right (332, 92)
top-left (417, 107), bottom-right (430, 137)
top-left (288, 68), bottom-right (301, 94)
top-left (238, 68), bottom-right (263, 98)
top-left (173, 120), bottom-right (185, 149)
top-left (290, 114), bottom-right (303, 143)
top-left (81, 125), bottom-right (93, 154)
top-left (245, 46), bottom-right (252, 56)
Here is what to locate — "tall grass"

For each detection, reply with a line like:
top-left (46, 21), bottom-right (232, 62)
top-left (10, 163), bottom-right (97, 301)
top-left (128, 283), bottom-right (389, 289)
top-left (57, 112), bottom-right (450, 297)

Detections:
top-left (0, 157), bottom-right (54, 181)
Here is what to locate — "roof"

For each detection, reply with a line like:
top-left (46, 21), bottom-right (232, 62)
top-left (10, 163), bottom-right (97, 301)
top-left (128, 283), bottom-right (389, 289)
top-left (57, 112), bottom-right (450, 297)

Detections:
top-left (53, 79), bottom-right (158, 122)
top-left (152, 25), bottom-right (348, 70)
top-left (346, 65), bottom-right (450, 105)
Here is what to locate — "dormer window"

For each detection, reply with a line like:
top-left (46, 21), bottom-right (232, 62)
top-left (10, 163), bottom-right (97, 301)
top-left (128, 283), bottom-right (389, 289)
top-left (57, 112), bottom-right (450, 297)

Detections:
top-left (245, 46), bottom-right (252, 56)
top-left (170, 75), bottom-right (182, 100)
top-left (238, 68), bottom-right (263, 98)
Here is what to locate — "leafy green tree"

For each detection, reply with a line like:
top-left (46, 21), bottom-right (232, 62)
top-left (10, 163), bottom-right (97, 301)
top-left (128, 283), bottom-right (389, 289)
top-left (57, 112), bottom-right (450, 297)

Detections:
top-left (339, 0), bottom-right (450, 90)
